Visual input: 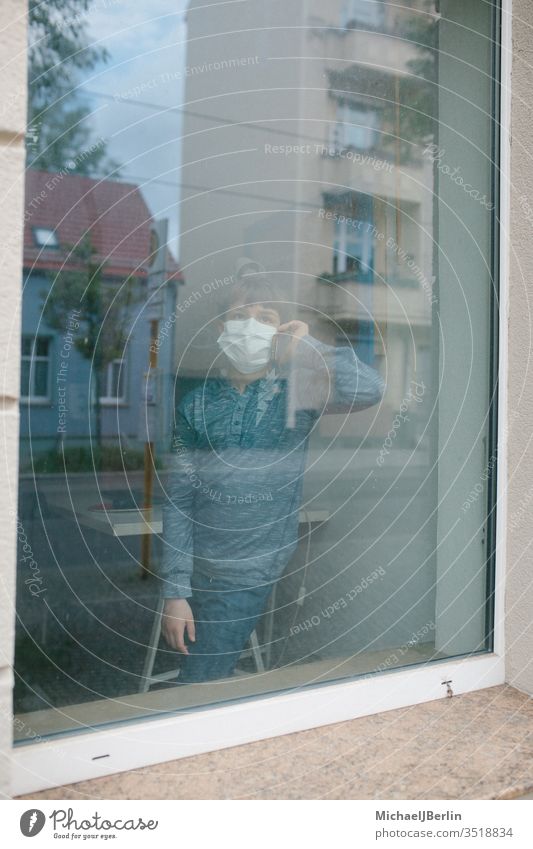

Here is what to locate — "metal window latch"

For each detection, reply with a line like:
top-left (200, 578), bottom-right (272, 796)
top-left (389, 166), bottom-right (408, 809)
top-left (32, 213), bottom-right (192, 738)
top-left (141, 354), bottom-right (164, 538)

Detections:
top-left (442, 679), bottom-right (454, 698)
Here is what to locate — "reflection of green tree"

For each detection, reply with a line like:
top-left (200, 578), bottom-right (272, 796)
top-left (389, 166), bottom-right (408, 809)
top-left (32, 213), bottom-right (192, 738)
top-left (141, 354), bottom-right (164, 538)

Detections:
top-left (327, 2), bottom-right (438, 163)
top-left (41, 235), bottom-right (140, 445)
top-left (400, 0), bottom-right (439, 149)
top-left (28, 0), bottom-right (119, 176)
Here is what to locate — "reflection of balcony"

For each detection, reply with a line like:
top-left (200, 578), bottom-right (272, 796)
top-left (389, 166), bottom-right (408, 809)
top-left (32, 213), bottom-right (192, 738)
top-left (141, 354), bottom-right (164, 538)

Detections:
top-left (318, 270), bottom-right (370, 286)
top-left (315, 272), bottom-right (431, 325)
top-left (318, 270), bottom-right (419, 288)
top-left (321, 138), bottom-right (424, 169)
top-left (316, 272), bottom-right (370, 321)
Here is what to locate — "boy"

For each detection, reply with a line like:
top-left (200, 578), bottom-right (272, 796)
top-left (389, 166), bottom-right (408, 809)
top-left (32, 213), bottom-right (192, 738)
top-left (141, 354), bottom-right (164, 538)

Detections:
top-left (159, 277), bottom-right (385, 682)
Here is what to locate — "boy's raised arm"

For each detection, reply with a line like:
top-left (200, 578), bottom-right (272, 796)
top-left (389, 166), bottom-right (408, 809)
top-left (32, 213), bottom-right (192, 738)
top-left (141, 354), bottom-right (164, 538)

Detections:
top-left (282, 332), bottom-right (386, 418)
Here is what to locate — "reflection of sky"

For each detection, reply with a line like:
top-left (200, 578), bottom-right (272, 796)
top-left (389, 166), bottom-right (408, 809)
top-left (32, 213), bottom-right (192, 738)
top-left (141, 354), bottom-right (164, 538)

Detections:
top-left (82, 0), bottom-right (189, 259)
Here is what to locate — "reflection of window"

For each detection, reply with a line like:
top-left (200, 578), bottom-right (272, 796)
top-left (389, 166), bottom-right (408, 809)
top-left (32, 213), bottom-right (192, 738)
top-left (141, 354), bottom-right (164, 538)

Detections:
top-left (332, 194), bottom-right (374, 282)
top-left (332, 103), bottom-right (379, 152)
top-left (20, 336), bottom-right (50, 401)
top-left (100, 357), bottom-right (127, 403)
top-left (32, 227), bottom-right (59, 248)
top-left (341, 0), bottom-right (383, 29)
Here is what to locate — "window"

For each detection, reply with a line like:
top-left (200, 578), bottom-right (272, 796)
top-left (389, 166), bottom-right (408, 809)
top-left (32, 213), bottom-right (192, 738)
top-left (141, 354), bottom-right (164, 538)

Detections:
top-left (332, 193), bottom-right (374, 281)
top-left (341, 0), bottom-right (384, 29)
top-left (100, 357), bottom-right (127, 403)
top-left (32, 227), bottom-right (59, 248)
top-left (331, 103), bottom-right (380, 152)
top-left (13, 0), bottom-right (502, 786)
top-left (20, 336), bottom-right (50, 401)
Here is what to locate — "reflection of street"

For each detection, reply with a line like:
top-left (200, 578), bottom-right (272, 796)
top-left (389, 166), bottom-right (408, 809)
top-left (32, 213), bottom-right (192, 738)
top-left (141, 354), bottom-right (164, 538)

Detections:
top-left (46, 490), bottom-right (163, 538)
top-left (15, 471), bottom-right (165, 715)
top-left (15, 444), bottom-right (435, 717)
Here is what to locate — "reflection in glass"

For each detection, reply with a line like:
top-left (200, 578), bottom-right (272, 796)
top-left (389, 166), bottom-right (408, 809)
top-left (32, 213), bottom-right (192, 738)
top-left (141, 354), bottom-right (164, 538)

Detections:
top-left (14, 0), bottom-right (498, 740)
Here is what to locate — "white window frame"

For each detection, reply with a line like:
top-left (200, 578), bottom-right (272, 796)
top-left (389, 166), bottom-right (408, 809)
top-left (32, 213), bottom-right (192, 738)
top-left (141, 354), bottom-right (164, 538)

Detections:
top-left (99, 356), bottom-right (127, 405)
top-left (20, 335), bottom-right (51, 404)
top-left (333, 215), bottom-right (374, 276)
top-left (9, 0), bottom-right (511, 797)
top-left (331, 102), bottom-right (380, 152)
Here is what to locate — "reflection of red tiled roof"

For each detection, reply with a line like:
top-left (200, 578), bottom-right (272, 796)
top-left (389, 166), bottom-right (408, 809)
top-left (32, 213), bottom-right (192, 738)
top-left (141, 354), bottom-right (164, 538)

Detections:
top-left (23, 169), bottom-right (182, 281)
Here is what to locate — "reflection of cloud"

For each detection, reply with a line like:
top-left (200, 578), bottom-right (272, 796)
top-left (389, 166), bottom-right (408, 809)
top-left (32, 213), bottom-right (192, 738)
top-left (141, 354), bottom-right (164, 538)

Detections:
top-left (82, 1), bottom-right (189, 258)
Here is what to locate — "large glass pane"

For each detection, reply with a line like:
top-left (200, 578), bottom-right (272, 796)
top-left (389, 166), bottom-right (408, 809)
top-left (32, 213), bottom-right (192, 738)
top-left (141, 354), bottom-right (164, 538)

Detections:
top-left (14, 0), bottom-right (499, 741)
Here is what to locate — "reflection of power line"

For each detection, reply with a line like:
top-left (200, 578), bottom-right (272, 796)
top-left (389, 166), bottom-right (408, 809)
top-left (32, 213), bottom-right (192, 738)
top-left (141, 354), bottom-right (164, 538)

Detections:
top-left (81, 86), bottom-right (386, 151)
top-left (116, 170), bottom-right (337, 214)
top-left (81, 86), bottom-right (397, 209)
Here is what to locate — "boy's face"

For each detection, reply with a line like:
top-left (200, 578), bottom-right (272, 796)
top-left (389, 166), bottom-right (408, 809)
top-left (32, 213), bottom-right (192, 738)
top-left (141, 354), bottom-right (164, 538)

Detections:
top-left (220, 300), bottom-right (281, 329)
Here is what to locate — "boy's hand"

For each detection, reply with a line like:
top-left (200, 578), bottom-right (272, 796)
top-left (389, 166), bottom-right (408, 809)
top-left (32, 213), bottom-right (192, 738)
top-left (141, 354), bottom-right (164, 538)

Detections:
top-left (274, 320), bottom-right (310, 364)
top-left (161, 598), bottom-right (196, 654)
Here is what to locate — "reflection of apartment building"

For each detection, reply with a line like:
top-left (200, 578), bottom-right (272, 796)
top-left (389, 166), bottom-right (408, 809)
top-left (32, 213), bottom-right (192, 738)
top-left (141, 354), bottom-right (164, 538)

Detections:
top-left (178, 0), bottom-right (435, 429)
top-left (20, 170), bottom-right (182, 460)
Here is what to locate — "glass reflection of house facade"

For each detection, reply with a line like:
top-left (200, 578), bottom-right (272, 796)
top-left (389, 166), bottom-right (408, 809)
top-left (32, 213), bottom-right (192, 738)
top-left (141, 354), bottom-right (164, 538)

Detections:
top-left (20, 170), bottom-right (182, 463)
top-left (176, 0), bottom-right (435, 441)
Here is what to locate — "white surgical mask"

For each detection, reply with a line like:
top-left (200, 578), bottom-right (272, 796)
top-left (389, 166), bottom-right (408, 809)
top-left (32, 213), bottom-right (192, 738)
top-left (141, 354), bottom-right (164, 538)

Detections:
top-left (217, 317), bottom-right (277, 374)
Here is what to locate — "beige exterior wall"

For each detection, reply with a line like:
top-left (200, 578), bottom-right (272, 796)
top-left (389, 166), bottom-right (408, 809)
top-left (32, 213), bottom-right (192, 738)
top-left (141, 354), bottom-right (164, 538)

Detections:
top-left (505, 0), bottom-right (533, 696)
top-left (0, 0), bottom-right (27, 799)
